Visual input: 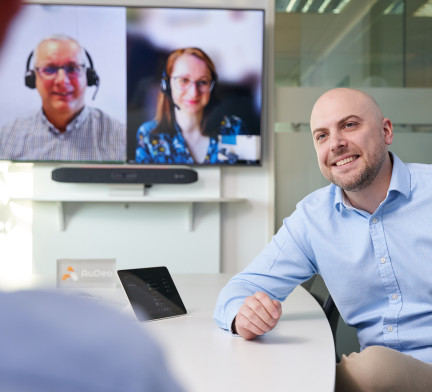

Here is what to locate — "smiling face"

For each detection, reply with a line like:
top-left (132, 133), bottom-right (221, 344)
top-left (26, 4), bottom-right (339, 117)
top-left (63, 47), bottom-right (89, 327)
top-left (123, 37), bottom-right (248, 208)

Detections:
top-left (170, 53), bottom-right (212, 116)
top-left (35, 39), bottom-right (87, 125)
top-left (310, 88), bottom-right (393, 192)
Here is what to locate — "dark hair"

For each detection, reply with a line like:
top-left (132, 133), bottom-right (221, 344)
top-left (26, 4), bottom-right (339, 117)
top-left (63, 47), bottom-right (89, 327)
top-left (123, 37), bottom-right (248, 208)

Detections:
top-left (153, 47), bottom-right (218, 136)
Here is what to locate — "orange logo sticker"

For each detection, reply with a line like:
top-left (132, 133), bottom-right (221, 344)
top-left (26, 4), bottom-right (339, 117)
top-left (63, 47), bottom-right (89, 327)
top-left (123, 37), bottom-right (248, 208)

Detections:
top-left (61, 266), bottom-right (78, 281)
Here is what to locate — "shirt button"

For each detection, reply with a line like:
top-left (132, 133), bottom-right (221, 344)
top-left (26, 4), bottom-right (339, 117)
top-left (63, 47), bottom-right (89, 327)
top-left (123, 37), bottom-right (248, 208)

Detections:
top-left (387, 325), bottom-right (393, 332)
top-left (372, 218), bottom-right (378, 224)
top-left (380, 258), bottom-right (386, 264)
top-left (392, 294), bottom-right (398, 300)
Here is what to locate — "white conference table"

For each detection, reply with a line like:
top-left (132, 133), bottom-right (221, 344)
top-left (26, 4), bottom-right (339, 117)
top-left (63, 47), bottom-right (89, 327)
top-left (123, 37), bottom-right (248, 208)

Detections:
top-left (1, 273), bottom-right (336, 392)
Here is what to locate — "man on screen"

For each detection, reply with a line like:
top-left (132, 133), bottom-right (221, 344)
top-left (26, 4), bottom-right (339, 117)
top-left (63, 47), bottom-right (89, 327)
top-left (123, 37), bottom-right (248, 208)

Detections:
top-left (0, 34), bottom-right (126, 162)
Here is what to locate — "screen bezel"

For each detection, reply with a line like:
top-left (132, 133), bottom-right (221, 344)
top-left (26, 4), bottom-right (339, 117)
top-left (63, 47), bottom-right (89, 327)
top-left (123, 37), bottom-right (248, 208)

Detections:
top-left (0, 1), bottom-right (266, 167)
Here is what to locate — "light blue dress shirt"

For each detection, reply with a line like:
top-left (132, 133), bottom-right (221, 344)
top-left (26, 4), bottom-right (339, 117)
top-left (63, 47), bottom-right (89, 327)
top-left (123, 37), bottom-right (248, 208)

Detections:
top-left (214, 152), bottom-right (432, 364)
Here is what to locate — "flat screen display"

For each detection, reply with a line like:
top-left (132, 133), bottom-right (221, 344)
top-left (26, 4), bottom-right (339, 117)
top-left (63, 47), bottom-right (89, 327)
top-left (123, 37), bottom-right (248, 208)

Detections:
top-left (0, 3), bottom-right (265, 166)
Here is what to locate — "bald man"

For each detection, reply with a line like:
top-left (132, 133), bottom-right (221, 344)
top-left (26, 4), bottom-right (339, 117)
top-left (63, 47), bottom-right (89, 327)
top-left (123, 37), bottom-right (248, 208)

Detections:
top-left (214, 88), bottom-right (432, 391)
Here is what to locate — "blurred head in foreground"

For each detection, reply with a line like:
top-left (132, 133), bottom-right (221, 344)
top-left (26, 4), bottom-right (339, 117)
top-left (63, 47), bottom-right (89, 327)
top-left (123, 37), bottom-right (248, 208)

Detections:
top-left (0, 290), bottom-right (184, 392)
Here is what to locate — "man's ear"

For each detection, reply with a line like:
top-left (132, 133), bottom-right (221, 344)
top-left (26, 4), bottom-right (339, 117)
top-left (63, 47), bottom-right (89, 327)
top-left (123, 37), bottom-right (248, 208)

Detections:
top-left (382, 118), bottom-right (393, 146)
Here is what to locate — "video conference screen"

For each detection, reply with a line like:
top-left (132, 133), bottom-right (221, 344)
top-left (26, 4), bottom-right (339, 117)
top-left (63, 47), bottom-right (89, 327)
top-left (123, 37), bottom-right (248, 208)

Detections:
top-left (0, 3), bottom-right (265, 166)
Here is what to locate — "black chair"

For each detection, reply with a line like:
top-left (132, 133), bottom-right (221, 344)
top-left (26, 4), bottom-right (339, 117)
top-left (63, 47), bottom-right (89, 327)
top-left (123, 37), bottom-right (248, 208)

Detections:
top-left (301, 274), bottom-right (360, 361)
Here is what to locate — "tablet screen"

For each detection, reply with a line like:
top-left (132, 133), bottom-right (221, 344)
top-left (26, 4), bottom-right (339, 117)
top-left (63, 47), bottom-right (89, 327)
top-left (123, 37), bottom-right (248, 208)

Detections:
top-left (117, 267), bottom-right (187, 321)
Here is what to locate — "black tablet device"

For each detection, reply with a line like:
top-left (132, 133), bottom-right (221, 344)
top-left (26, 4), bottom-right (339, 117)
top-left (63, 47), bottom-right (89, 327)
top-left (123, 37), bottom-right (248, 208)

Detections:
top-left (117, 267), bottom-right (187, 321)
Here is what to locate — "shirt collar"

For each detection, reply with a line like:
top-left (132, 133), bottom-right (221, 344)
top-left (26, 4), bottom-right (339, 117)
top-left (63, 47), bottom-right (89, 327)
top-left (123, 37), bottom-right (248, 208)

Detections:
top-left (334, 151), bottom-right (411, 211)
top-left (41, 106), bottom-right (88, 134)
top-left (66, 106), bottom-right (89, 132)
top-left (387, 152), bottom-right (411, 198)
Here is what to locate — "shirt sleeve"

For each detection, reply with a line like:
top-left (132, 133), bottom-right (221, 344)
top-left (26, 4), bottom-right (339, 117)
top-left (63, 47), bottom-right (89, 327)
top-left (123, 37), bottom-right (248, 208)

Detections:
top-left (213, 210), bottom-right (318, 331)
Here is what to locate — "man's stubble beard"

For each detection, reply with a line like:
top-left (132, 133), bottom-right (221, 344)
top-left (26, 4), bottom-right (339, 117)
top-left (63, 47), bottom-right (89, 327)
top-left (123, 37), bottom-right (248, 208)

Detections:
top-left (322, 144), bottom-right (387, 192)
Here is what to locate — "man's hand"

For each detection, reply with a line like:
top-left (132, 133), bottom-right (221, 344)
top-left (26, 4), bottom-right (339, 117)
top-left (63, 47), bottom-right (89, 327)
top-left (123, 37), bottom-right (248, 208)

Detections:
top-left (234, 292), bottom-right (282, 340)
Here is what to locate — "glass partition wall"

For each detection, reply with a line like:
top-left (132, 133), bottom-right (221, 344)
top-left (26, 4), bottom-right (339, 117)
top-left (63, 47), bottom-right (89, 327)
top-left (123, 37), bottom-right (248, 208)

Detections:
top-left (275, 0), bottom-right (432, 131)
top-left (274, 0), bottom-right (432, 227)
top-left (275, 0), bottom-right (432, 87)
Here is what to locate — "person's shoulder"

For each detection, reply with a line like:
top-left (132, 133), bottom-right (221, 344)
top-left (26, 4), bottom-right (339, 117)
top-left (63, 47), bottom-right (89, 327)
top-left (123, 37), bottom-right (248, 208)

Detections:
top-left (282, 184), bottom-right (336, 233)
top-left (295, 183), bottom-right (337, 213)
top-left (1, 119), bottom-right (17, 135)
top-left (393, 152), bottom-right (431, 174)
top-left (3, 111), bottom-right (41, 126)
top-left (222, 114), bottom-right (244, 124)
top-left (405, 161), bottom-right (432, 174)
top-left (88, 107), bottom-right (125, 128)
top-left (137, 119), bottom-right (158, 136)
top-left (219, 114), bottom-right (246, 135)
top-left (1, 111), bottom-right (41, 136)
top-left (405, 161), bottom-right (432, 192)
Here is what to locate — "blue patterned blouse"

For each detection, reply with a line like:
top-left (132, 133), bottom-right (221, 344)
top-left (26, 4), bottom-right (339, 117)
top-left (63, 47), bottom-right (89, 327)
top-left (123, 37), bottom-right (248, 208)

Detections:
top-left (135, 115), bottom-right (245, 164)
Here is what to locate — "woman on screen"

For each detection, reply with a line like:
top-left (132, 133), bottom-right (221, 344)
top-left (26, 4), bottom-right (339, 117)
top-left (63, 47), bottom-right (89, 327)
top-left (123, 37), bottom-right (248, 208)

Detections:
top-left (135, 47), bottom-right (246, 164)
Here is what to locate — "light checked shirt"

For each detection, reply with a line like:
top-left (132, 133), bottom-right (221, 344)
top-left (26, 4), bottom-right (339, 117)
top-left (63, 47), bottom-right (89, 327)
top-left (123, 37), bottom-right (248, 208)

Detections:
top-left (0, 106), bottom-right (126, 162)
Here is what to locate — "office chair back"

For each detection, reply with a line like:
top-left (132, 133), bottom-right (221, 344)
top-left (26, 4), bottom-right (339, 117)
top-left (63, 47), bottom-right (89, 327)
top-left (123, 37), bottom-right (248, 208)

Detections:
top-left (301, 274), bottom-right (360, 361)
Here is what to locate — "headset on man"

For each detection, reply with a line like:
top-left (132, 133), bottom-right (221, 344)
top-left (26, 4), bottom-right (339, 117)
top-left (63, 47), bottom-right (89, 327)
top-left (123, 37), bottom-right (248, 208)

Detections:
top-left (24, 48), bottom-right (99, 98)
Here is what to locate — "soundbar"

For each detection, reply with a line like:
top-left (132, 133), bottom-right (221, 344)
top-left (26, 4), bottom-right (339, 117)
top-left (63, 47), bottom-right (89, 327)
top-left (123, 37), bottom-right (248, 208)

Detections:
top-left (51, 166), bottom-right (198, 184)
